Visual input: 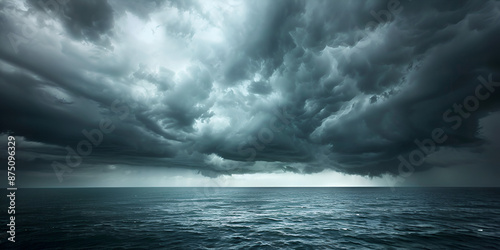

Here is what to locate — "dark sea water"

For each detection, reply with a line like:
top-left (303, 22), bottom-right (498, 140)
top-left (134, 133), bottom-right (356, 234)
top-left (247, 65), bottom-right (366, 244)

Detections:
top-left (3, 187), bottom-right (500, 249)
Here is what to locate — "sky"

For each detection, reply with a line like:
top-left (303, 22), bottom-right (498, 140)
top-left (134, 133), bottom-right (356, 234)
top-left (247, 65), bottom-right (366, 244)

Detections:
top-left (0, 0), bottom-right (499, 187)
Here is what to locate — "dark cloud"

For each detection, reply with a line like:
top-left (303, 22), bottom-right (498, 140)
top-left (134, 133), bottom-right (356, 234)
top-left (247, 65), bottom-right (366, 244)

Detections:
top-left (109, 0), bottom-right (168, 20)
top-left (1, 0), bottom-right (500, 185)
top-left (28, 0), bottom-right (115, 47)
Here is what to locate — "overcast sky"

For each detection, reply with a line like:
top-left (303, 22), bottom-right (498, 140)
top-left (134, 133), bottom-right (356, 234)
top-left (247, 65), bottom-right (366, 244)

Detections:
top-left (1, 0), bottom-right (499, 187)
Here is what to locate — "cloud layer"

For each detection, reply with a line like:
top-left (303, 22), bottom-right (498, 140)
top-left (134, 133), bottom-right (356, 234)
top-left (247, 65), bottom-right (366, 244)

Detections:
top-left (1, 0), bottom-right (500, 184)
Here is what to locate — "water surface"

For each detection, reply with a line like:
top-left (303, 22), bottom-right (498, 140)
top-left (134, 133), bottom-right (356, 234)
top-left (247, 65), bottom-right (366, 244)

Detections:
top-left (4, 187), bottom-right (500, 249)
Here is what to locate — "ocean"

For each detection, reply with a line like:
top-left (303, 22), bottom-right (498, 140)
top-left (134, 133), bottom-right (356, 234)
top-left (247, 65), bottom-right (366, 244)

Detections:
top-left (3, 187), bottom-right (500, 249)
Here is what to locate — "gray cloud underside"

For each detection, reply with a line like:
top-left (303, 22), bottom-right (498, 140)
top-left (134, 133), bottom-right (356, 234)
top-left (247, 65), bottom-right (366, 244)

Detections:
top-left (1, 0), bottom-right (500, 180)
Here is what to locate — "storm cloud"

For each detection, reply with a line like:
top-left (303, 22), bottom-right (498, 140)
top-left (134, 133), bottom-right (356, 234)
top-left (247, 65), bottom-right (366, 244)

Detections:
top-left (0, 0), bottom-right (499, 185)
